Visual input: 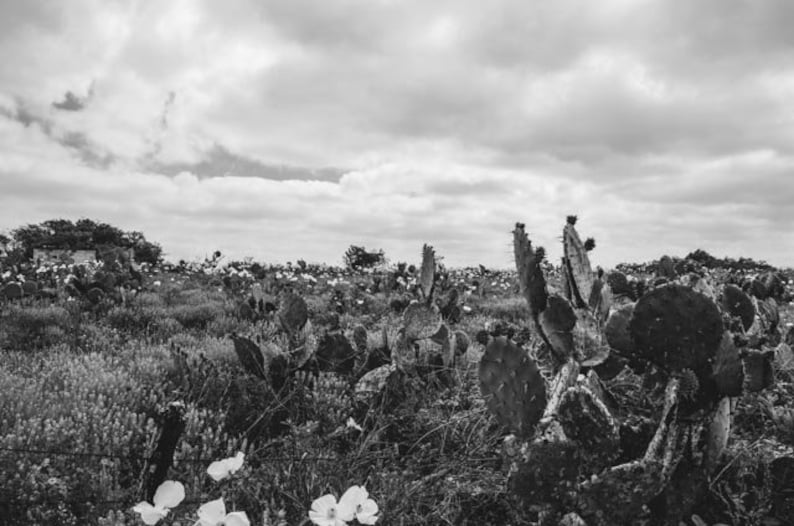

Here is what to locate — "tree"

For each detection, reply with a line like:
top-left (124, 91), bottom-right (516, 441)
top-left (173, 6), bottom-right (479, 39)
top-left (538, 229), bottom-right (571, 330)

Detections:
top-left (9, 218), bottom-right (162, 265)
top-left (344, 245), bottom-right (385, 270)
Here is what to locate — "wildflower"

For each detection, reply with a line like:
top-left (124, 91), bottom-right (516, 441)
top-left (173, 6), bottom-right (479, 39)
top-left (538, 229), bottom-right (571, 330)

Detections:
top-left (309, 486), bottom-right (378, 526)
top-left (132, 480), bottom-right (185, 525)
top-left (339, 486), bottom-right (379, 525)
top-left (346, 417), bottom-right (363, 432)
top-left (309, 494), bottom-right (347, 526)
top-left (207, 451), bottom-right (245, 482)
top-left (195, 498), bottom-right (250, 526)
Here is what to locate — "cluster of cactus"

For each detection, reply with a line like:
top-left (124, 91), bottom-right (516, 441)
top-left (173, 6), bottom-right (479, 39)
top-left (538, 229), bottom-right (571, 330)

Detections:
top-left (479, 218), bottom-right (782, 525)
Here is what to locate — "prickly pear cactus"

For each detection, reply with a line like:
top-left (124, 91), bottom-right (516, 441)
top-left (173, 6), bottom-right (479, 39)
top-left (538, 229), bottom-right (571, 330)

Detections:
top-left (539, 295), bottom-right (577, 360)
top-left (419, 244), bottom-right (435, 301)
top-left (278, 292), bottom-right (308, 335)
top-left (354, 363), bottom-right (397, 404)
top-left (479, 337), bottom-right (547, 438)
top-left (657, 255), bottom-right (677, 279)
top-left (562, 216), bottom-right (595, 309)
top-left (722, 284), bottom-right (755, 332)
top-left (557, 385), bottom-right (619, 457)
top-left (315, 332), bottom-right (357, 375)
top-left (513, 223), bottom-right (548, 317)
top-left (229, 334), bottom-right (267, 380)
top-left (352, 324), bottom-right (368, 355)
top-left (3, 282), bottom-right (23, 300)
top-left (604, 303), bottom-right (636, 355)
top-left (402, 301), bottom-right (443, 341)
top-left (629, 284), bottom-right (723, 375)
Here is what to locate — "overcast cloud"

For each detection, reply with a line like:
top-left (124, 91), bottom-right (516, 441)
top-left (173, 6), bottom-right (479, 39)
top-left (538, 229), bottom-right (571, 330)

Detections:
top-left (1, 0), bottom-right (792, 268)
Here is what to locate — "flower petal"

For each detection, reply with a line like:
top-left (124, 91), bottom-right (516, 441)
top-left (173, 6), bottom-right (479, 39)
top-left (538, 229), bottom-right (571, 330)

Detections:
top-left (309, 494), bottom-right (338, 526)
top-left (132, 502), bottom-right (168, 525)
top-left (356, 499), bottom-right (379, 525)
top-left (338, 486), bottom-right (368, 521)
top-left (197, 498), bottom-right (227, 524)
top-left (228, 451), bottom-right (245, 472)
top-left (152, 481), bottom-right (185, 510)
top-left (223, 511), bottom-right (251, 526)
top-left (207, 452), bottom-right (245, 481)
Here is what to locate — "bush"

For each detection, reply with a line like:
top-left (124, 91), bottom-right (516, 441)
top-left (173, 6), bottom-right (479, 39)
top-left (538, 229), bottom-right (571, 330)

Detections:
top-left (0, 305), bottom-right (71, 350)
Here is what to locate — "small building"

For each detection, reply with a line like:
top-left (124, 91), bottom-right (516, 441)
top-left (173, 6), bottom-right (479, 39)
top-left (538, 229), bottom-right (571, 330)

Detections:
top-left (33, 248), bottom-right (97, 265)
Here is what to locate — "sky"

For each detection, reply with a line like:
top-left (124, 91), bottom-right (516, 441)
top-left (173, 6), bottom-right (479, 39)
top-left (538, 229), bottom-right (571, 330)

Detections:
top-left (1, 0), bottom-right (793, 269)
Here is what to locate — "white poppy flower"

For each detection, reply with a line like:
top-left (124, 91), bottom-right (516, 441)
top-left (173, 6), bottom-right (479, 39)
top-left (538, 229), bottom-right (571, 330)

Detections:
top-left (132, 480), bottom-right (185, 525)
top-left (207, 451), bottom-right (245, 482)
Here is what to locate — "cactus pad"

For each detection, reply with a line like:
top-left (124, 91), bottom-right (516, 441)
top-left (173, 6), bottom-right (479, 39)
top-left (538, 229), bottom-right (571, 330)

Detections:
top-left (513, 223), bottom-right (548, 316)
top-left (2, 282), bottom-right (22, 300)
top-left (402, 301), bottom-right (443, 341)
top-left (278, 293), bottom-right (308, 335)
top-left (563, 220), bottom-right (595, 309)
top-left (316, 333), bottom-right (356, 375)
top-left (419, 244), bottom-right (435, 300)
top-left (722, 284), bottom-right (755, 332)
top-left (352, 324), bottom-right (368, 355)
top-left (539, 295), bottom-right (577, 360)
top-left (479, 337), bottom-right (547, 437)
top-left (355, 363), bottom-right (397, 401)
top-left (711, 331), bottom-right (744, 397)
top-left (558, 385), bottom-right (619, 453)
top-left (604, 303), bottom-right (636, 355)
top-left (629, 284), bottom-right (723, 374)
top-left (230, 335), bottom-right (267, 379)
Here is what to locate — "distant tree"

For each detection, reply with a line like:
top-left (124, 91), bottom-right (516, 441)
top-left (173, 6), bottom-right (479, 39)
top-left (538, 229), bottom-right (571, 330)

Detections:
top-left (9, 218), bottom-right (162, 265)
top-left (344, 245), bottom-right (385, 270)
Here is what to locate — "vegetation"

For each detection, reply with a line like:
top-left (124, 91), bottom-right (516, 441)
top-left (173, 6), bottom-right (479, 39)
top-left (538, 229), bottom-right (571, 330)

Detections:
top-left (7, 218), bottom-right (162, 265)
top-left (0, 218), bottom-right (792, 525)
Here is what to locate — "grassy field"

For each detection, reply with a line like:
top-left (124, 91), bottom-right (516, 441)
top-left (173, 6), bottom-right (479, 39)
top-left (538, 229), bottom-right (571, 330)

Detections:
top-left (1, 256), bottom-right (793, 526)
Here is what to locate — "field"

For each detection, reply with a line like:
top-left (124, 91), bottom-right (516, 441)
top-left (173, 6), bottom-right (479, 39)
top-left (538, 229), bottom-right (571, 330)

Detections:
top-left (1, 223), bottom-right (793, 526)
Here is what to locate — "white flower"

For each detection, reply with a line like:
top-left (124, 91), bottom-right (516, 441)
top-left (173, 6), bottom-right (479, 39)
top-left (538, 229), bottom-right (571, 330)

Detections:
top-left (346, 417), bottom-right (363, 432)
top-left (309, 494), bottom-right (348, 526)
top-left (132, 480), bottom-right (185, 525)
top-left (207, 451), bottom-right (245, 482)
top-left (339, 486), bottom-right (378, 525)
top-left (195, 498), bottom-right (250, 526)
top-left (309, 486), bottom-right (378, 526)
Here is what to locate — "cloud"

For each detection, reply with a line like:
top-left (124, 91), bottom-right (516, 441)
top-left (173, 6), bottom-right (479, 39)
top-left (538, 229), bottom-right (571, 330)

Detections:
top-left (0, 0), bottom-right (792, 269)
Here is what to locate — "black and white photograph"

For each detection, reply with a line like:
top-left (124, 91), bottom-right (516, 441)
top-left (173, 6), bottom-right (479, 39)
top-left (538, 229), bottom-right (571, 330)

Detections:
top-left (0, 1), bottom-right (793, 525)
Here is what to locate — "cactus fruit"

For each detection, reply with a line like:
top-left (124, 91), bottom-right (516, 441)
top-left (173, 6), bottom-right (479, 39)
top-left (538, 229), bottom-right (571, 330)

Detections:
top-left (513, 223), bottom-right (549, 317)
top-left (278, 292), bottom-right (308, 335)
top-left (722, 284), bottom-right (755, 331)
top-left (419, 244), bottom-right (435, 301)
top-left (629, 284), bottom-right (723, 375)
top-left (479, 337), bottom-right (547, 437)
top-left (562, 218), bottom-right (595, 309)
top-left (402, 301), bottom-right (443, 341)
